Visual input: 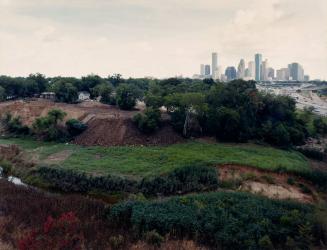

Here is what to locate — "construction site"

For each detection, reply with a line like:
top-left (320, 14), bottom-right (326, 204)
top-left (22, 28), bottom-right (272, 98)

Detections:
top-left (0, 99), bottom-right (183, 146)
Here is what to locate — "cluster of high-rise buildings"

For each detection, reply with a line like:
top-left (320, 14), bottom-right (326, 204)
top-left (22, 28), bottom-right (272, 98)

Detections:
top-left (194, 53), bottom-right (310, 82)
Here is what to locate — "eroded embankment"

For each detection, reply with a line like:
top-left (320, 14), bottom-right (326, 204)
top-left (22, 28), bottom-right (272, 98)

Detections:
top-left (218, 164), bottom-right (316, 203)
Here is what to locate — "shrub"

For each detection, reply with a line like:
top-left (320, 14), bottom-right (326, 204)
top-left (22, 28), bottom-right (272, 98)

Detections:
top-left (109, 235), bottom-right (125, 249)
top-left (145, 230), bottom-right (164, 247)
top-left (258, 235), bottom-right (274, 250)
top-left (37, 165), bottom-right (218, 197)
top-left (298, 170), bottom-right (327, 192)
top-left (133, 108), bottom-right (161, 134)
top-left (139, 164), bottom-right (218, 196)
top-left (2, 113), bottom-right (29, 135)
top-left (32, 109), bottom-right (67, 141)
top-left (270, 124), bottom-right (291, 147)
top-left (37, 167), bottom-right (137, 194)
top-left (144, 94), bottom-right (163, 108)
top-left (287, 177), bottom-right (295, 185)
top-left (18, 212), bottom-right (84, 250)
top-left (108, 192), bottom-right (318, 249)
top-left (0, 160), bottom-right (12, 175)
top-left (66, 119), bottom-right (88, 136)
top-left (297, 147), bottom-right (325, 161)
top-left (298, 183), bottom-right (312, 194)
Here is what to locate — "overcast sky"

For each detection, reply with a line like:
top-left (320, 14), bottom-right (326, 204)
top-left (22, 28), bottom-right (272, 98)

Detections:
top-left (0, 0), bottom-right (326, 79)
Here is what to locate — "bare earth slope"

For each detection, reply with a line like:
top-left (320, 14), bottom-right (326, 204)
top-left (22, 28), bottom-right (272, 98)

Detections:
top-left (0, 99), bottom-right (183, 146)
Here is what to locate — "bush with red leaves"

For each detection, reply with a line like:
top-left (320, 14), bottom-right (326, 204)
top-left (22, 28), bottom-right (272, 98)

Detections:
top-left (18, 212), bottom-right (84, 250)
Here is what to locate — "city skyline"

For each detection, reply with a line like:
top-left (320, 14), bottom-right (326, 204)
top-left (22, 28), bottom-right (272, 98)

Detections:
top-left (0, 0), bottom-right (326, 79)
top-left (197, 52), bottom-right (311, 82)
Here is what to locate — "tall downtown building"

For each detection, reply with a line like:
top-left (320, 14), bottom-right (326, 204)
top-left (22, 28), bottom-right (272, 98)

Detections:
top-left (204, 65), bottom-right (211, 76)
top-left (255, 54), bottom-right (262, 81)
top-left (248, 61), bottom-right (255, 78)
top-left (288, 63), bottom-right (304, 81)
top-left (237, 59), bottom-right (245, 79)
top-left (200, 64), bottom-right (205, 76)
top-left (212, 52), bottom-right (218, 79)
top-left (225, 66), bottom-right (237, 81)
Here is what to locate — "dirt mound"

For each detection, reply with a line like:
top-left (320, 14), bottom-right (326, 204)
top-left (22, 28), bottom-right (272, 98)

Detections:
top-left (74, 117), bottom-right (184, 146)
top-left (0, 99), bottom-right (184, 146)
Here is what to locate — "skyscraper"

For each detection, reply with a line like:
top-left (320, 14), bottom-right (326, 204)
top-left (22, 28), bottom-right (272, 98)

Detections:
top-left (288, 63), bottom-right (304, 81)
top-left (248, 61), bottom-right (255, 78)
top-left (261, 59), bottom-right (268, 81)
top-left (276, 68), bottom-right (290, 81)
top-left (205, 65), bottom-right (211, 77)
top-left (212, 52), bottom-right (218, 79)
top-left (225, 66), bottom-right (237, 81)
top-left (200, 64), bottom-right (205, 76)
top-left (255, 53), bottom-right (262, 81)
top-left (267, 67), bottom-right (275, 80)
top-left (237, 59), bottom-right (245, 79)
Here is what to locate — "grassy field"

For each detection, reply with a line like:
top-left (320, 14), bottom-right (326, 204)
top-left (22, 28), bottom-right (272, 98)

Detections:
top-left (0, 137), bottom-right (309, 177)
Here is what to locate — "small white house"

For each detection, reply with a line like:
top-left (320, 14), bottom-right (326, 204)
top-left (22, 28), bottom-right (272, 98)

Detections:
top-left (78, 91), bottom-right (90, 101)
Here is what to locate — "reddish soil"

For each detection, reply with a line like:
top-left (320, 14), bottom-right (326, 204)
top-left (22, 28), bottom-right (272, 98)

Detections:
top-left (218, 164), bottom-right (316, 203)
top-left (0, 99), bottom-right (184, 146)
top-left (74, 118), bottom-right (183, 146)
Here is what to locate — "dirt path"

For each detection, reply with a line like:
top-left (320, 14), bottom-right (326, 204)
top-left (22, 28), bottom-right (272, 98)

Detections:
top-left (43, 150), bottom-right (73, 164)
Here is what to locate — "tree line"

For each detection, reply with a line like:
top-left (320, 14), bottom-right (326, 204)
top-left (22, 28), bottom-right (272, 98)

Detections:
top-left (1, 74), bottom-right (327, 148)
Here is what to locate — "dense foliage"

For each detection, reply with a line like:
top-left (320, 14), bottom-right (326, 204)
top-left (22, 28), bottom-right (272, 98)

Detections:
top-left (108, 192), bottom-right (323, 249)
top-left (140, 164), bottom-right (218, 195)
top-left (1, 74), bottom-right (327, 147)
top-left (2, 113), bottom-right (29, 135)
top-left (32, 109), bottom-right (67, 141)
top-left (19, 212), bottom-right (84, 250)
top-left (66, 119), bottom-right (88, 137)
top-left (133, 107), bottom-right (161, 134)
top-left (36, 167), bottom-right (137, 193)
top-left (35, 165), bottom-right (218, 197)
top-left (116, 83), bottom-right (140, 110)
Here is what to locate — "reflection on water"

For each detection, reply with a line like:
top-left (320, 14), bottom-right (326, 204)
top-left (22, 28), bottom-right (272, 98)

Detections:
top-left (0, 166), bottom-right (27, 186)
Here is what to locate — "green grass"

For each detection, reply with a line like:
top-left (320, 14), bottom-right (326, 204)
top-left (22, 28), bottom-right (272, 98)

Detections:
top-left (0, 137), bottom-right (309, 177)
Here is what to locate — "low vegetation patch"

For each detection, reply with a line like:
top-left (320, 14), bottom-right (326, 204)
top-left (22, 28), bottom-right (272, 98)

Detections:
top-left (32, 164), bottom-right (218, 197)
top-left (108, 192), bottom-right (325, 249)
top-left (0, 138), bottom-right (310, 177)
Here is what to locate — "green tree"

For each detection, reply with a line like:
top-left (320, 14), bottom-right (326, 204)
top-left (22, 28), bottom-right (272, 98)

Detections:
top-left (66, 119), bottom-right (87, 136)
top-left (165, 92), bottom-right (207, 137)
top-left (92, 83), bottom-right (114, 104)
top-left (207, 107), bottom-right (241, 141)
top-left (47, 109), bottom-right (67, 124)
top-left (116, 84), bottom-right (140, 110)
top-left (27, 73), bottom-right (48, 93)
top-left (133, 108), bottom-right (161, 134)
top-left (52, 80), bottom-right (78, 103)
top-left (32, 109), bottom-right (67, 141)
top-left (313, 117), bottom-right (327, 135)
